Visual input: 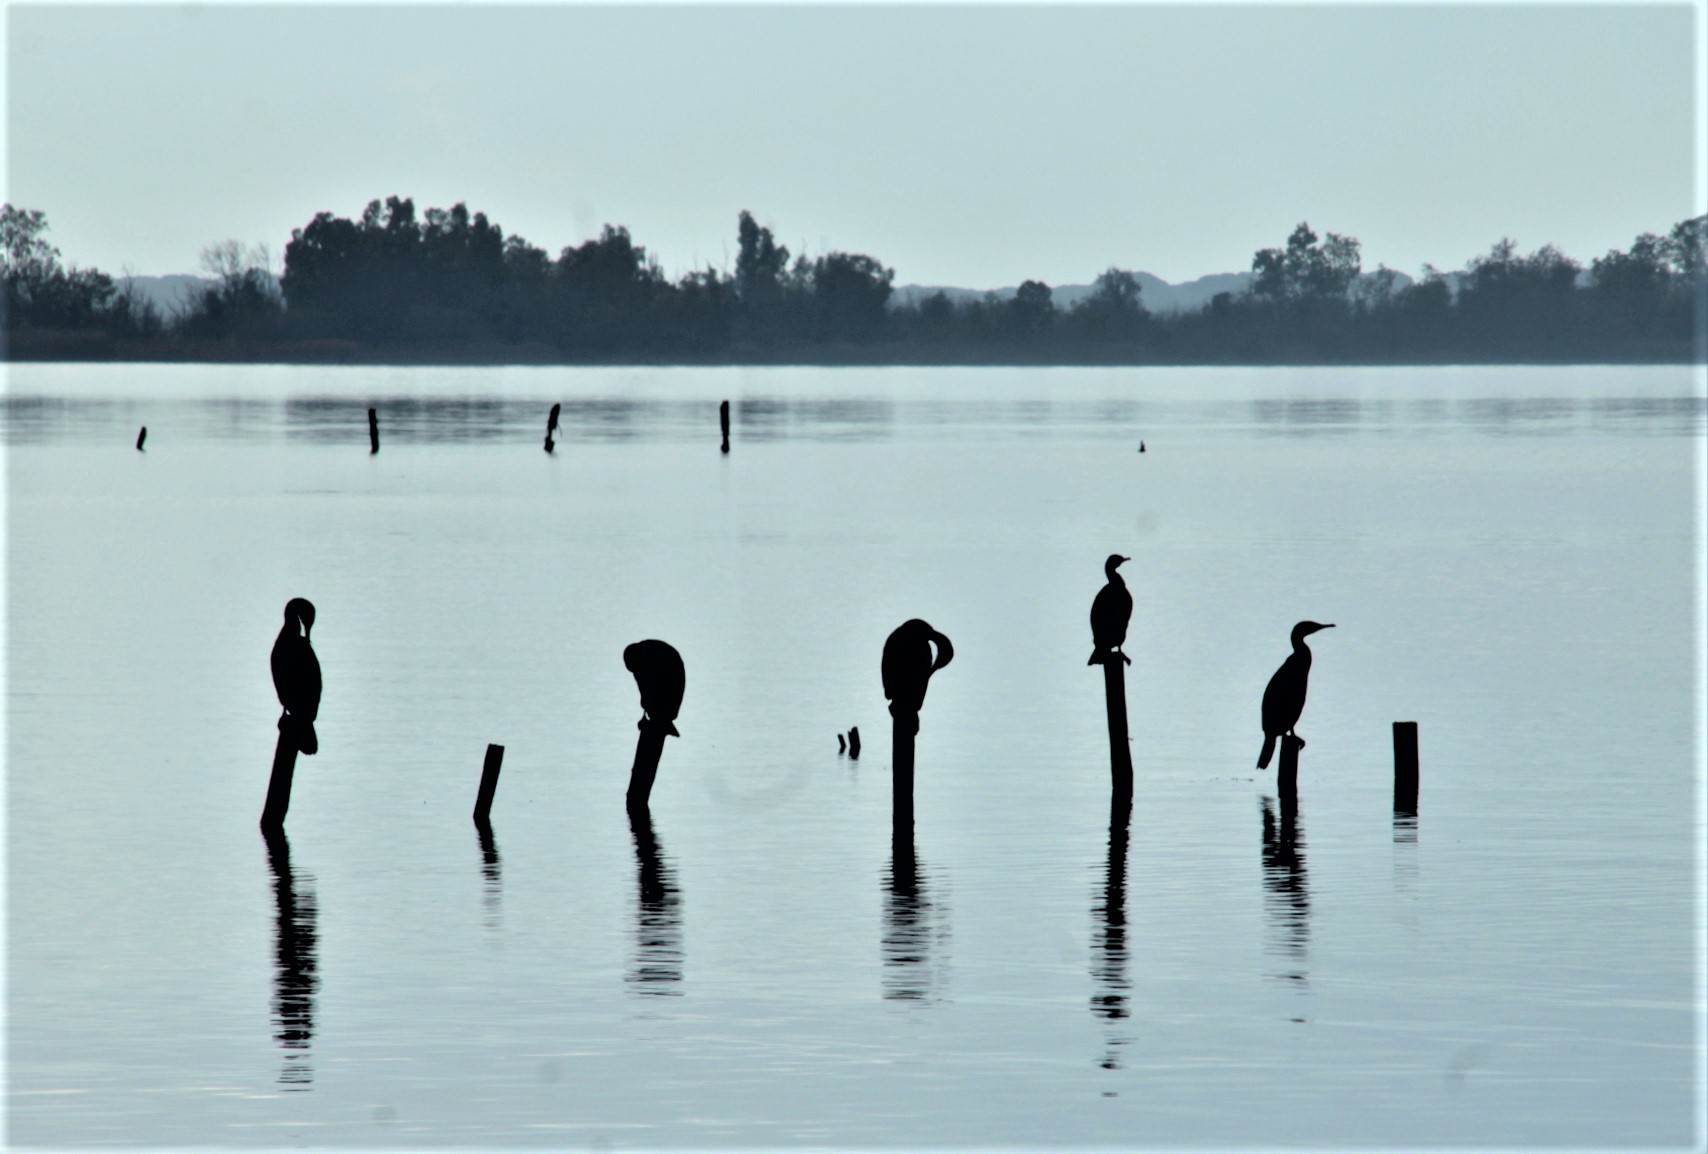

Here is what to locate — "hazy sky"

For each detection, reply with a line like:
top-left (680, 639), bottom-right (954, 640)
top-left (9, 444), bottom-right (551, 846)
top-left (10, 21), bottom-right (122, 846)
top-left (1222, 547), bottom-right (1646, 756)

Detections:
top-left (3, 3), bottom-right (1702, 286)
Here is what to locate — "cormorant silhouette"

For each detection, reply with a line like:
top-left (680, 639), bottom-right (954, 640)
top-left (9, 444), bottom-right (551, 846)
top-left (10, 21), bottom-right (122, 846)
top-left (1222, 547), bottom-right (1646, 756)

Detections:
top-left (882, 619), bottom-right (954, 733)
top-left (1256, 621), bottom-right (1333, 769)
top-left (624, 639), bottom-right (685, 737)
top-left (1087, 554), bottom-right (1133, 666)
top-left (271, 598), bottom-right (321, 756)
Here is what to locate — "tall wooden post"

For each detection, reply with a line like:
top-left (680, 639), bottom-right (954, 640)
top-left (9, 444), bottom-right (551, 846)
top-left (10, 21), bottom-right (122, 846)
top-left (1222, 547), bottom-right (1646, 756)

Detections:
top-left (473, 743), bottom-right (505, 823)
top-left (135, 426), bottom-right (147, 451)
top-left (260, 729), bottom-right (298, 831)
top-left (892, 714), bottom-right (916, 824)
top-left (367, 408), bottom-right (379, 454)
top-left (626, 724), bottom-right (668, 811)
top-left (719, 399), bottom-right (731, 454)
top-left (1277, 734), bottom-right (1302, 799)
top-left (1103, 661), bottom-right (1133, 789)
top-left (1393, 721), bottom-right (1419, 814)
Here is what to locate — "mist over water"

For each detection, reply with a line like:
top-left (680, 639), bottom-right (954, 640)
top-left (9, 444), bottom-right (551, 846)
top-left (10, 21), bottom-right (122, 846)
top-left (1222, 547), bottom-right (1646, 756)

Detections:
top-left (5, 364), bottom-right (1700, 1146)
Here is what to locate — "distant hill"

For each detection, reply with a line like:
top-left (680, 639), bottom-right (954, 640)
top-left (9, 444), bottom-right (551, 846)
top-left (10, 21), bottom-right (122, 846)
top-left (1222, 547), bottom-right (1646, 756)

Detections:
top-left (892, 268), bottom-right (1414, 312)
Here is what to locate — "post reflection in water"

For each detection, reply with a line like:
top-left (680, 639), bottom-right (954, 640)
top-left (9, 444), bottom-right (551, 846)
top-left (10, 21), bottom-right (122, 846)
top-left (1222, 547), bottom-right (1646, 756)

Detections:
top-left (262, 829), bottom-right (319, 1091)
top-left (1090, 790), bottom-right (1134, 1069)
top-left (475, 818), bottom-right (502, 932)
top-left (1259, 793), bottom-right (1311, 991)
top-left (626, 807), bottom-right (683, 995)
top-left (883, 813), bottom-right (948, 1003)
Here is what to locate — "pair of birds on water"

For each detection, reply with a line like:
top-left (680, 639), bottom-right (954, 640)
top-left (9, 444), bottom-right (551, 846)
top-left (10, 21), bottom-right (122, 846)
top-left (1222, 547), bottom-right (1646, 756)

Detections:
top-left (1086, 553), bottom-right (1333, 769)
top-left (270, 563), bottom-right (1329, 770)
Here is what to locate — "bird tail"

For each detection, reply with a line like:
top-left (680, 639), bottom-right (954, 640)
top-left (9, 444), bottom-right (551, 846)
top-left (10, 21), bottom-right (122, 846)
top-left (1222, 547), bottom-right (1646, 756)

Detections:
top-left (1256, 733), bottom-right (1275, 770)
top-left (664, 721), bottom-right (680, 738)
top-left (1088, 649), bottom-right (1106, 666)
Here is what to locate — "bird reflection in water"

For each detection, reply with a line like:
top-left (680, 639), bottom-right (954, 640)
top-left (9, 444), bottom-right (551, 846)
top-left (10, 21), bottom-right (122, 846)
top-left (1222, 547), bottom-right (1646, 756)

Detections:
top-left (883, 814), bottom-right (948, 1003)
top-left (626, 807), bottom-right (683, 995)
top-left (475, 818), bottom-right (502, 932)
top-left (262, 828), bottom-right (319, 1090)
top-left (1259, 793), bottom-right (1310, 990)
top-left (1090, 791), bottom-right (1134, 1068)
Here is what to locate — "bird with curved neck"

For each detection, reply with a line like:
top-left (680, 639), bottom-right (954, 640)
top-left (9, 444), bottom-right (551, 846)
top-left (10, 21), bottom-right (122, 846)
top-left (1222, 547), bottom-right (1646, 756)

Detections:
top-left (624, 639), bottom-right (685, 737)
top-left (271, 598), bottom-right (321, 756)
top-left (1087, 554), bottom-right (1133, 666)
top-left (882, 619), bottom-right (954, 735)
top-left (1256, 620), bottom-right (1334, 769)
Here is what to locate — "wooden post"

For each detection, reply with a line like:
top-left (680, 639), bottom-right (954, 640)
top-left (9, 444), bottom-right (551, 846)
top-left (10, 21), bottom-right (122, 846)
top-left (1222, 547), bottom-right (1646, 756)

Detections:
top-left (892, 714), bottom-right (915, 822)
top-left (260, 729), bottom-right (298, 831)
top-left (368, 408), bottom-right (379, 454)
top-left (848, 726), bottom-right (861, 759)
top-left (719, 399), bottom-right (730, 454)
top-left (1103, 661), bottom-right (1133, 789)
top-left (1393, 721), bottom-right (1419, 814)
top-left (626, 724), bottom-right (668, 811)
top-left (473, 743), bottom-right (505, 823)
top-left (1277, 734), bottom-right (1301, 798)
top-left (135, 426), bottom-right (147, 451)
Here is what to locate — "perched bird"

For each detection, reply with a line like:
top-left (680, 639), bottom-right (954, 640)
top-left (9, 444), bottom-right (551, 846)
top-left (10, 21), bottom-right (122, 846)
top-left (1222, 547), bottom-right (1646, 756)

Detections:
top-left (882, 619), bottom-right (954, 732)
top-left (1087, 554), bottom-right (1133, 666)
top-left (624, 640), bottom-right (685, 737)
top-left (1256, 621), bottom-right (1334, 769)
top-left (271, 598), bottom-right (322, 755)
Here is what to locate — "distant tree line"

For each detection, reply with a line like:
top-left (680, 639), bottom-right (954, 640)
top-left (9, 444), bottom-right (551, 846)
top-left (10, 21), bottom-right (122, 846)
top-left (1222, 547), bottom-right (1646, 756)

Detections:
top-left (3, 198), bottom-right (1703, 363)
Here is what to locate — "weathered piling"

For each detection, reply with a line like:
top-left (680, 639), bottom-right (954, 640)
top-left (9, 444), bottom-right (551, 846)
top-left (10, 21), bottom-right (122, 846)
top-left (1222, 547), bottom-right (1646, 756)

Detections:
top-left (545, 403), bottom-right (560, 453)
top-left (1277, 734), bottom-right (1302, 798)
top-left (473, 743), bottom-right (505, 823)
top-left (848, 726), bottom-right (861, 759)
top-left (627, 723), bottom-right (669, 811)
top-left (1393, 721), bottom-right (1419, 813)
top-left (136, 426), bottom-right (147, 451)
top-left (719, 399), bottom-right (730, 454)
top-left (623, 640), bottom-right (684, 810)
top-left (882, 620), bottom-right (953, 818)
top-left (368, 407), bottom-right (379, 453)
top-left (1103, 661), bottom-right (1133, 788)
top-left (260, 729), bottom-right (298, 831)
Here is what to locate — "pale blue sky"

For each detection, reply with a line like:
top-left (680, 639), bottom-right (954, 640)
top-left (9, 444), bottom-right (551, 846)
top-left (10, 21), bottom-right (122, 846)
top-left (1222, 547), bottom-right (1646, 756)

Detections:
top-left (4, 3), bottom-right (1702, 286)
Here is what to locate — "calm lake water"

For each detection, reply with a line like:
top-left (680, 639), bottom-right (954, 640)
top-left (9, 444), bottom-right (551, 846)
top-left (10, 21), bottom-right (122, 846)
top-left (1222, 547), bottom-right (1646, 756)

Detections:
top-left (4, 363), bottom-right (1703, 1148)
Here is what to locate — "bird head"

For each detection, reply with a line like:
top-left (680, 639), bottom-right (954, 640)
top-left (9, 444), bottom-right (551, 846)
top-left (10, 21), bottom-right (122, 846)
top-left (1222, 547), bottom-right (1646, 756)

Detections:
top-left (1105, 554), bottom-right (1130, 578)
top-left (1292, 620), bottom-right (1334, 642)
top-left (285, 598), bottom-right (316, 638)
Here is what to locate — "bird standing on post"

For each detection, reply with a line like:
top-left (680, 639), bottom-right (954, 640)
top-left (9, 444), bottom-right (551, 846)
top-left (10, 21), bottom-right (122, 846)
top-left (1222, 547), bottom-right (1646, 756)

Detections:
top-left (1087, 554), bottom-right (1133, 666)
top-left (624, 640), bottom-right (685, 737)
top-left (882, 619), bottom-right (954, 734)
top-left (1256, 621), bottom-right (1334, 769)
top-left (271, 598), bottom-right (322, 756)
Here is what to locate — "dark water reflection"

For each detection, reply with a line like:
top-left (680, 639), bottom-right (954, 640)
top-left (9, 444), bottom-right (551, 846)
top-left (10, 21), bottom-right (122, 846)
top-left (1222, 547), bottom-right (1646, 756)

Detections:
top-left (1260, 795), bottom-right (1310, 990)
top-left (475, 819), bottom-right (502, 932)
top-left (262, 830), bottom-right (318, 1091)
top-left (1090, 792), bottom-right (1133, 1069)
top-left (626, 808), bottom-right (683, 995)
top-left (883, 817), bottom-right (948, 1003)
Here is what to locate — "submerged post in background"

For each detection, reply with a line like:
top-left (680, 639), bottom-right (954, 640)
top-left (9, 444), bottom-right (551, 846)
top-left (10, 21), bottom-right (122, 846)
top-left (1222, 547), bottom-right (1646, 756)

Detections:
top-left (473, 743), bottom-right (505, 823)
top-left (135, 426), bottom-right (146, 451)
top-left (368, 407), bottom-right (379, 453)
top-left (1393, 721), bottom-right (1419, 814)
top-left (719, 399), bottom-right (730, 454)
